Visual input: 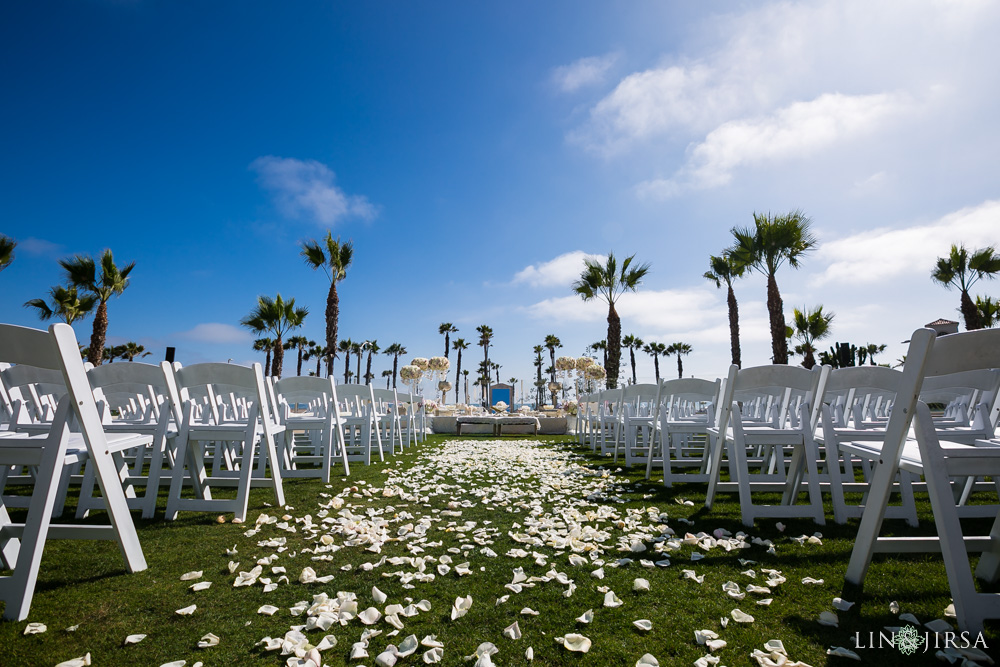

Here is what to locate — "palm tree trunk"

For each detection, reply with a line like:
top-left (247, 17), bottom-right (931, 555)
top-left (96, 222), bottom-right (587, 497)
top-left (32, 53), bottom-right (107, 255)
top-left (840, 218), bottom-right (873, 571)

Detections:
top-left (803, 346), bottom-right (816, 370)
top-left (326, 282), bottom-right (339, 377)
top-left (630, 348), bottom-right (637, 384)
top-left (727, 285), bottom-right (741, 368)
top-left (88, 301), bottom-right (108, 365)
top-left (365, 352), bottom-right (373, 385)
top-left (454, 350), bottom-right (462, 403)
top-left (653, 355), bottom-right (660, 382)
top-left (549, 348), bottom-right (556, 383)
top-left (272, 337), bottom-right (284, 377)
top-left (606, 303), bottom-right (621, 388)
top-left (767, 273), bottom-right (788, 364)
top-left (961, 290), bottom-right (983, 330)
top-left (315, 355), bottom-right (321, 378)
top-left (444, 332), bottom-right (450, 359)
top-left (265, 348), bottom-right (272, 377)
top-left (392, 354), bottom-right (399, 389)
top-left (343, 351), bottom-right (350, 384)
top-left (296, 347), bottom-right (304, 376)
top-left (677, 355), bottom-right (683, 379)
top-left (355, 354), bottom-right (362, 386)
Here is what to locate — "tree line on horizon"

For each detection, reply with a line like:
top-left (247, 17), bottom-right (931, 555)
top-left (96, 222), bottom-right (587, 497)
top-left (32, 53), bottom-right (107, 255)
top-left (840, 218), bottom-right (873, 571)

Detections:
top-left (2, 220), bottom-right (996, 391)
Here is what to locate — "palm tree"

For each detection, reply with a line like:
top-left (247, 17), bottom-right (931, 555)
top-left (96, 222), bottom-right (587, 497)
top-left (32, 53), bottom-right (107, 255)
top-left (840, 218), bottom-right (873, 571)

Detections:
top-left (667, 342), bottom-right (693, 378)
top-left (363, 339), bottom-right (379, 384)
top-left (572, 253), bottom-right (651, 388)
top-left (789, 306), bottom-right (834, 369)
top-left (381, 369), bottom-right (393, 389)
top-left (860, 343), bottom-right (887, 366)
top-left (303, 343), bottom-right (327, 376)
top-left (383, 343), bottom-right (407, 389)
top-left (452, 339), bottom-right (468, 402)
top-left (622, 334), bottom-right (644, 384)
top-left (439, 323), bottom-right (458, 359)
top-left (352, 340), bottom-right (363, 385)
top-left (543, 335), bottom-right (562, 385)
top-left (103, 345), bottom-right (127, 363)
top-left (931, 244), bottom-right (1000, 330)
top-left (240, 294), bottom-right (308, 377)
top-left (24, 285), bottom-right (98, 325)
top-left (338, 338), bottom-right (354, 384)
top-left (730, 211), bottom-right (816, 364)
top-left (121, 341), bottom-right (151, 362)
top-left (643, 342), bottom-right (666, 382)
top-left (301, 232), bottom-right (353, 376)
top-left (532, 345), bottom-right (544, 406)
top-left (476, 325), bottom-right (493, 404)
top-left (0, 234), bottom-right (16, 272)
top-left (704, 253), bottom-right (746, 368)
top-left (253, 337), bottom-right (275, 376)
top-left (60, 249), bottom-right (136, 366)
top-left (283, 336), bottom-right (313, 376)
top-left (976, 296), bottom-right (999, 328)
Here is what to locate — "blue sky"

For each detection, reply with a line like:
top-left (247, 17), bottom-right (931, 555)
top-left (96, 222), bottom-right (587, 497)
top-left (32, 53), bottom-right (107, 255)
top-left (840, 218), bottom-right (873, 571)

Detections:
top-left (3, 0), bottom-right (999, 400)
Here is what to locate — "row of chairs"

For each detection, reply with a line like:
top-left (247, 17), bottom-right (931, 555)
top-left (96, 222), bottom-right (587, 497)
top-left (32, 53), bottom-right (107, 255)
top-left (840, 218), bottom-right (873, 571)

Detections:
top-left (576, 326), bottom-right (1000, 632)
top-left (0, 322), bottom-right (426, 621)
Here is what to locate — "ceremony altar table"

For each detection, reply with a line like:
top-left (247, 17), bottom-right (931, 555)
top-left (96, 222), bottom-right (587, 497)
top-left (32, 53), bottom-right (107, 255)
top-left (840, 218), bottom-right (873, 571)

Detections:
top-left (455, 414), bottom-right (540, 436)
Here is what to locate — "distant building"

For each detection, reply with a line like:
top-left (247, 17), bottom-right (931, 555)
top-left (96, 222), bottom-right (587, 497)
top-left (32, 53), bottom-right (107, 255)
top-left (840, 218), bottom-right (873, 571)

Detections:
top-left (925, 318), bottom-right (959, 336)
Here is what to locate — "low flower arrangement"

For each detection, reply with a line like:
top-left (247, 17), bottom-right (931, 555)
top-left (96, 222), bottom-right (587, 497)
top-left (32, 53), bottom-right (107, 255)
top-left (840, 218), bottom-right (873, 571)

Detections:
top-left (492, 401), bottom-right (509, 414)
top-left (422, 399), bottom-right (438, 414)
top-left (563, 400), bottom-right (579, 416)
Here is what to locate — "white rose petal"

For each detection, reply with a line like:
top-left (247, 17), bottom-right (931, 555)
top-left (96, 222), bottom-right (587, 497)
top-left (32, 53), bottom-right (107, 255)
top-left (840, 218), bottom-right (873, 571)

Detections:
top-left (577, 609), bottom-right (594, 624)
top-left (826, 646), bottom-right (861, 660)
top-left (189, 581), bottom-right (212, 592)
top-left (175, 605), bottom-right (197, 616)
top-left (422, 647), bottom-right (444, 663)
top-left (196, 633), bottom-right (219, 649)
top-left (832, 597), bottom-right (854, 611)
top-left (23, 622), bottom-right (46, 635)
top-left (604, 591), bottom-right (623, 607)
top-left (503, 621), bottom-right (522, 640)
top-left (451, 595), bottom-right (473, 620)
top-left (633, 578), bottom-right (650, 592)
top-left (636, 654), bottom-right (659, 667)
top-left (818, 610), bottom-right (839, 627)
top-left (559, 633), bottom-right (592, 653)
top-left (731, 609), bottom-right (754, 623)
top-left (633, 619), bottom-right (652, 631)
top-left (180, 571), bottom-right (202, 581)
top-left (124, 634), bottom-right (146, 644)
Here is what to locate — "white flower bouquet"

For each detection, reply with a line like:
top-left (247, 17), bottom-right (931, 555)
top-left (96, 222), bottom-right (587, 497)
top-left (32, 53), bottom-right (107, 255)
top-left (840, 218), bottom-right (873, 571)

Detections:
top-left (428, 356), bottom-right (450, 372)
top-left (411, 357), bottom-right (430, 371)
top-left (400, 365), bottom-right (423, 381)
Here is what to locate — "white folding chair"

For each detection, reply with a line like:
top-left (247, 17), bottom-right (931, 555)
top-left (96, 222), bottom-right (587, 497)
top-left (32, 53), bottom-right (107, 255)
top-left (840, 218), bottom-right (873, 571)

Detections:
top-left (372, 387), bottom-right (404, 456)
top-left (647, 377), bottom-right (721, 487)
top-left (78, 361), bottom-right (182, 519)
top-left (614, 384), bottom-right (661, 467)
top-left (846, 328), bottom-right (1000, 594)
top-left (163, 362), bottom-right (285, 522)
top-left (705, 364), bottom-right (830, 526)
top-left (336, 384), bottom-right (384, 465)
top-left (0, 323), bottom-right (148, 621)
top-left (274, 375), bottom-right (349, 481)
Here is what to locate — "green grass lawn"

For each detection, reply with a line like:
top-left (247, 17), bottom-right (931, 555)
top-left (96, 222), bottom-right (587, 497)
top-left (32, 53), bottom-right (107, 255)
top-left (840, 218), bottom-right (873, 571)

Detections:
top-left (1, 434), bottom-right (996, 666)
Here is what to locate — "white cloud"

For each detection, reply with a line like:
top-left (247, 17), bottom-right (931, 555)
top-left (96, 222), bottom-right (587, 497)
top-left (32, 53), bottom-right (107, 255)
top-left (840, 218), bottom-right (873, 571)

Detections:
top-left (250, 156), bottom-right (377, 225)
top-left (637, 92), bottom-right (911, 197)
top-left (175, 323), bottom-right (252, 345)
top-left (811, 199), bottom-right (1000, 287)
top-left (551, 53), bottom-right (619, 93)
top-left (571, 0), bottom-right (1000, 162)
top-left (18, 237), bottom-right (64, 257)
top-left (512, 251), bottom-right (605, 288)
